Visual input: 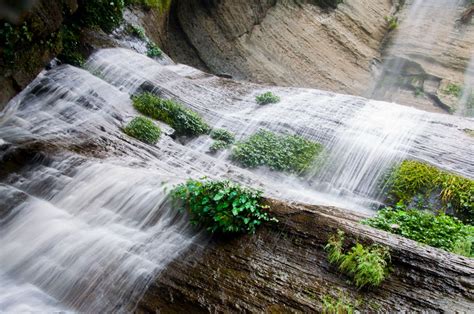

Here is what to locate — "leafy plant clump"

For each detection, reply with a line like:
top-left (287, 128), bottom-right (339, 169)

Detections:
top-left (80, 0), bottom-right (126, 33)
top-left (123, 116), bottom-right (161, 144)
top-left (209, 140), bottom-right (230, 153)
top-left (209, 128), bottom-right (235, 152)
top-left (132, 92), bottom-right (210, 136)
top-left (147, 41), bottom-right (163, 58)
top-left (325, 230), bottom-right (391, 289)
top-left (364, 207), bottom-right (474, 257)
top-left (232, 130), bottom-right (323, 174)
top-left (383, 160), bottom-right (473, 224)
top-left (172, 179), bottom-right (277, 234)
top-left (128, 24), bottom-right (146, 40)
top-left (210, 128), bottom-right (235, 145)
top-left (125, 0), bottom-right (172, 11)
top-left (443, 83), bottom-right (463, 98)
top-left (256, 92), bottom-right (280, 105)
top-left (385, 16), bottom-right (399, 31)
top-left (321, 292), bottom-right (359, 314)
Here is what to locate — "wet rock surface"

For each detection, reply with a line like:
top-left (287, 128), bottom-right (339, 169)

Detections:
top-left (138, 199), bottom-right (474, 313)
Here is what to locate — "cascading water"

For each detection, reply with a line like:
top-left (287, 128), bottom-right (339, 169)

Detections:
top-left (458, 52), bottom-right (474, 116)
top-left (370, 0), bottom-right (465, 109)
top-left (1, 48), bottom-right (473, 312)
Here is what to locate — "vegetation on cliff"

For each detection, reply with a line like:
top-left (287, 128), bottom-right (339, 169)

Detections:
top-left (383, 160), bottom-right (473, 224)
top-left (132, 92), bottom-right (210, 136)
top-left (208, 128), bottom-right (235, 152)
top-left (364, 207), bottom-right (473, 257)
top-left (232, 130), bottom-right (323, 174)
top-left (172, 179), bottom-right (277, 234)
top-left (325, 230), bottom-right (391, 289)
top-left (123, 116), bottom-right (161, 144)
top-left (256, 92), bottom-right (280, 105)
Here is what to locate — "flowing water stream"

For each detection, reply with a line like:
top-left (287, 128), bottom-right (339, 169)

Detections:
top-left (0, 48), bottom-right (473, 312)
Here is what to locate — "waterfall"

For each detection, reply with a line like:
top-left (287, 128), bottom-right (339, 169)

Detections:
top-left (370, 0), bottom-right (465, 107)
top-left (1, 48), bottom-right (473, 311)
top-left (458, 52), bottom-right (474, 116)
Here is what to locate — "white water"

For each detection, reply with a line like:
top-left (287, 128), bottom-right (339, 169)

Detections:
top-left (370, 0), bottom-right (465, 105)
top-left (458, 52), bottom-right (474, 116)
top-left (1, 48), bottom-right (473, 312)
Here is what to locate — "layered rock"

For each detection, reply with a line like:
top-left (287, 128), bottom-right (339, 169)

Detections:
top-left (138, 199), bottom-right (474, 313)
top-left (164, 0), bottom-right (393, 95)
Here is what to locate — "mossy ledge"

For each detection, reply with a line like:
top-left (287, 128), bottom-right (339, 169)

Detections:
top-left (383, 160), bottom-right (473, 224)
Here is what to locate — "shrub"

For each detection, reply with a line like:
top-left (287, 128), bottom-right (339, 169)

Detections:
top-left (232, 130), bottom-right (323, 174)
top-left (443, 83), bottom-right (462, 98)
top-left (255, 92), bottom-right (280, 105)
top-left (123, 116), bottom-right (161, 144)
top-left (147, 41), bottom-right (162, 58)
top-left (364, 207), bottom-right (474, 257)
top-left (325, 230), bottom-right (391, 289)
top-left (80, 0), bottom-right (125, 33)
top-left (383, 160), bottom-right (473, 224)
top-left (385, 16), bottom-right (399, 31)
top-left (132, 92), bottom-right (210, 136)
top-left (172, 179), bottom-right (277, 234)
top-left (128, 24), bottom-right (146, 40)
top-left (58, 24), bottom-right (85, 66)
top-left (210, 128), bottom-right (235, 145)
top-left (321, 292), bottom-right (359, 314)
top-left (209, 140), bottom-right (230, 153)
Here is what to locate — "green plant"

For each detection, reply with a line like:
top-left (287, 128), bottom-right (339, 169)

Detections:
top-left (80, 0), bottom-right (125, 33)
top-left (325, 230), bottom-right (391, 289)
top-left (123, 116), bottom-right (161, 144)
top-left (58, 24), bottom-right (85, 66)
top-left (132, 92), bottom-right (210, 136)
top-left (172, 178), bottom-right (277, 234)
top-left (128, 24), bottom-right (146, 40)
top-left (364, 207), bottom-right (474, 257)
top-left (146, 41), bottom-right (163, 58)
top-left (125, 0), bottom-right (172, 11)
top-left (255, 92), bottom-right (280, 105)
top-left (209, 140), bottom-right (230, 153)
top-left (210, 128), bottom-right (235, 145)
top-left (414, 87), bottom-right (424, 97)
top-left (321, 291), bottom-right (359, 314)
top-left (232, 130), bottom-right (323, 174)
top-left (385, 16), bottom-right (399, 31)
top-left (443, 83), bottom-right (463, 98)
top-left (383, 160), bottom-right (474, 224)
top-left (0, 21), bottom-right (34, 64)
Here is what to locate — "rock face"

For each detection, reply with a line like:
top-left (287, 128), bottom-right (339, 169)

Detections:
top-left (0, 0), bottom-right (78, 110)
top-left (137, 199), bottom-right (474, 313)
top-left (164, 0), bottom-right (393, 95)
top-left (370, 0), bottom-right (474, 113)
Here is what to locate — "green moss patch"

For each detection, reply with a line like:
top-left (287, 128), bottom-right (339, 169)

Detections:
top-left (172, 178), bottom-right (277, 234)
top-left (232, 130), bottom-right (323, 174)
top-left (364, 207), bottom-right (473, 257)
top-left (384, 160), bottom-right (473, 224)
top-left (132, 92), bottom-right (210, 136)
top-left (123, 116), bottom-right (161, 144)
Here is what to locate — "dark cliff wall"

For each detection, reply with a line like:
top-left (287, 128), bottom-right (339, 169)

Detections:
top-left (0, 0), bottom-right (78, 109)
